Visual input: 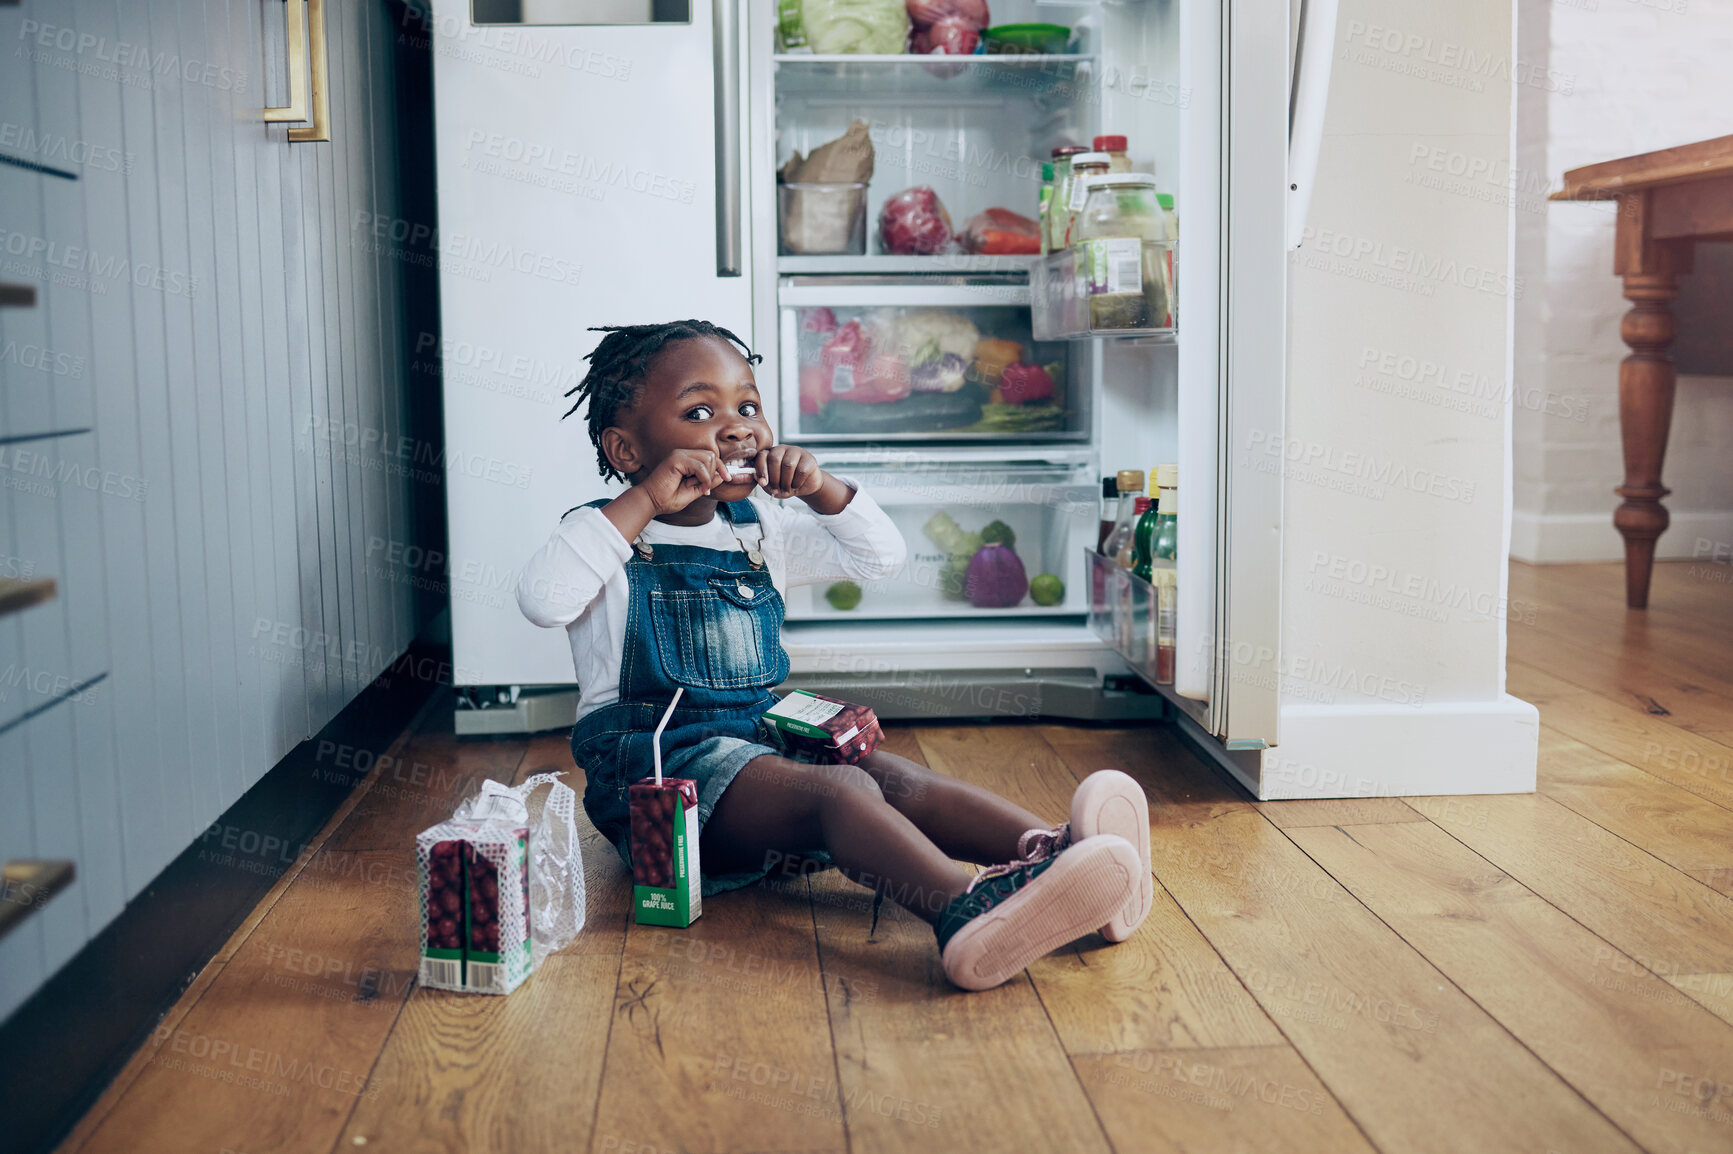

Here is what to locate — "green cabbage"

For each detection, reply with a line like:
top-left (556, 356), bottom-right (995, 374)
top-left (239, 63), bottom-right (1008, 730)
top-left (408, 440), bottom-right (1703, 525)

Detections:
top-left (778, 0), bottom-right (910, 55)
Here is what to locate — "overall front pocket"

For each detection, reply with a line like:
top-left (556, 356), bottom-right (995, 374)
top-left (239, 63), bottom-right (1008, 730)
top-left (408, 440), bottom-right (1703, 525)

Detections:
top-left (649, 575), bottom-right (789, 691)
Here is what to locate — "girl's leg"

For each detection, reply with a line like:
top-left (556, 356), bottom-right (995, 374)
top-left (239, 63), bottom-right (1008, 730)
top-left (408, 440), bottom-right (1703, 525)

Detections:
top-left (700, 754), bottom-right (970, 923)
top-left (855, 749), bottom-right (1050, 866)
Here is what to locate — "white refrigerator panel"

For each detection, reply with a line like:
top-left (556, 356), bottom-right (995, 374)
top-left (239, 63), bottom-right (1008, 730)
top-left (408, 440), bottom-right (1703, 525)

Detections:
top-left (428, 0), bottom-right (754, 686)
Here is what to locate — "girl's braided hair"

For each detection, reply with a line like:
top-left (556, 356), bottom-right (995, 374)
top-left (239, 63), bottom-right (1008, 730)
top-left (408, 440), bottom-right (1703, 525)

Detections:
top-left (562, 320), bottom-right (761, 482)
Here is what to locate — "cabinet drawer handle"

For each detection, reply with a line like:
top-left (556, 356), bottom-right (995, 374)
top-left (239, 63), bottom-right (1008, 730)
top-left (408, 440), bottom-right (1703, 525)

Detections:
top-left (262, 0), bottom-right (309, 125)
top-left (262, 0), bottom-right (330, 143)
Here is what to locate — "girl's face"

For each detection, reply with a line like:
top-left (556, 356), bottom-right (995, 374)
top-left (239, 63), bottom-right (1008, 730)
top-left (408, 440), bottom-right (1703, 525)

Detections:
top-left (609, 335), bottom-right (773, 503)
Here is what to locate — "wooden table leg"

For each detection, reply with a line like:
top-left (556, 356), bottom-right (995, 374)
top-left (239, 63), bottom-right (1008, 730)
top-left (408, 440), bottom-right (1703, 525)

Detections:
top-left (1614, 271), bottom-right (1679, 609)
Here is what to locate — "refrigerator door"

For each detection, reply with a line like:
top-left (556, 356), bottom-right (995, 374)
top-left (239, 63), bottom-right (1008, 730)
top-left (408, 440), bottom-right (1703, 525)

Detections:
top-left (1175, 0), bottom-right (1287, 748)
top-left (428, 0), bottom-right (755, 687)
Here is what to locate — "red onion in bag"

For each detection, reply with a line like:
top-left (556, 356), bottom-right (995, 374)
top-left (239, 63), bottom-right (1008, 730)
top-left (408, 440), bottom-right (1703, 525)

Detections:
top-left (878, 186), bottom-right (953, 255)
top-left (906, 0), bottom-right (988, 30)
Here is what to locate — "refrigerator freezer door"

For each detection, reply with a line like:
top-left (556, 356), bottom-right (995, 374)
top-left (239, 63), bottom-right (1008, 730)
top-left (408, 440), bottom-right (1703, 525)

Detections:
top-left (429, 0), bottom-right (755, 687)
top-left (1176, 0), bottom-right (1288, 748)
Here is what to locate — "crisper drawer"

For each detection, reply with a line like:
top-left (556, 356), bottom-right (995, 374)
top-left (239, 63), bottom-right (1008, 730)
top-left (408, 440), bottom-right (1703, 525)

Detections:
top-left (785, 465), bottom-right (1096, 622)
top-left (778, 279), bottom-right (1089, 444)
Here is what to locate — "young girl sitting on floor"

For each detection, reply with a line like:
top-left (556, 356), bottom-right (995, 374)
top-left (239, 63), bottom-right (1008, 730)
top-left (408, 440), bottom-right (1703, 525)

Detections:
top-left (516, 320), bottom-right (1153, 990)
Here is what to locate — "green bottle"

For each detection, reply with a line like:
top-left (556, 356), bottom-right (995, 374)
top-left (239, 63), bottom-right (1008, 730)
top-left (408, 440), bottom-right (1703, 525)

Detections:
top-left (1132, 473), bottom-right (1162, 580)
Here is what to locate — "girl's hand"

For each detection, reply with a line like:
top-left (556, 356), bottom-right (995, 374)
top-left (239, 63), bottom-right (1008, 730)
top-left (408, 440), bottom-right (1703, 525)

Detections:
top-left (755, 444), bottom-right (825, 500)
top-left (640, 449), bottom-right (730, 516)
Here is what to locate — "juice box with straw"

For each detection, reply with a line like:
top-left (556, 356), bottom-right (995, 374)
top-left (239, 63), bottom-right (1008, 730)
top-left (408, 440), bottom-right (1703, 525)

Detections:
top-left (629, 688), bottom-right (701, 927)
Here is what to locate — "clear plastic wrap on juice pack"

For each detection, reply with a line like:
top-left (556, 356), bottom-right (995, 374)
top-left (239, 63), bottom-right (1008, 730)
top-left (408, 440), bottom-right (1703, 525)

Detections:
top-left (416, 773), bottom-right (583, 994)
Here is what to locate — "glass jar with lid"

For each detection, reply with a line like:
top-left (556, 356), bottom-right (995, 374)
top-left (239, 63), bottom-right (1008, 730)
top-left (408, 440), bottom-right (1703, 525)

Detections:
top-left (1047, 146), bottom-right (1087, 252)
top-left (1061, 151), bottom-right (1112, 248)
top-left (1092, 134), bottom-right (1132, 174)
top-left (1073, 172), bottom-right (1174, 331)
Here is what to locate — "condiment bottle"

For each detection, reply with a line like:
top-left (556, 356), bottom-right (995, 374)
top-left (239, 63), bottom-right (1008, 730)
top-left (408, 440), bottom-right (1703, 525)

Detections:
top-left (1038, 162), bottom-right (1055, 256)
top-left (1103, 468), bottom-right (1143, 568)
top-left (1097, 474), bottom-right (1119, 553)
top-left (1048, 146), bottom-right (1087, 252)
top-left (1146, 464), bottom-right (1178, 684)
top-left (1158, 192), bottom-right (1178, 309)
top-left (1093, 134), bottom-right (1132, 173)
top-left (1063, 152), bottom-right (1112, 248)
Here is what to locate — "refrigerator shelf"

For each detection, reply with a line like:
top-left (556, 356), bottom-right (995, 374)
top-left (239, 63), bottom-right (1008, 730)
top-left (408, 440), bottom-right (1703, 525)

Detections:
top-left (773, 55), bottom-right (1095, 100)
top-left (777, 255), bottom-right (1037, 276)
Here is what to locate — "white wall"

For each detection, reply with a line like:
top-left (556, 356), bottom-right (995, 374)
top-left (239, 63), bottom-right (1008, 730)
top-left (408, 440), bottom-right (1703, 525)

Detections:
top-left (1269, 0), bottom-right (1539, 798)
top-left (1512, 0), bottom-right (1733, 563)
top-left (0, 0), bottom-right (430, 1020)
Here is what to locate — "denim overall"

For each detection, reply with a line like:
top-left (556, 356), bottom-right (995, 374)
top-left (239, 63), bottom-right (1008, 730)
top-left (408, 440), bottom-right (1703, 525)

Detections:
top-left (569, 498), bottom-right (792, 895)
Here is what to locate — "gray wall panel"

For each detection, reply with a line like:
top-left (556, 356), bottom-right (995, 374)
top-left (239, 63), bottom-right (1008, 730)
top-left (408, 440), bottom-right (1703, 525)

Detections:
top-left (0, 0), bottom-right (435, 1020)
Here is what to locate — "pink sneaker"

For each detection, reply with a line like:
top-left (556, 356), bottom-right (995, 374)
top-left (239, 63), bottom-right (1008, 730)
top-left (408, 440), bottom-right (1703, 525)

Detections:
top-left (936, 834), bottom-right (1140, 991)
top-left (1070, 770), bottom-right (1152, 941)
top-left (1016, 769), bottom-right (1153, 943)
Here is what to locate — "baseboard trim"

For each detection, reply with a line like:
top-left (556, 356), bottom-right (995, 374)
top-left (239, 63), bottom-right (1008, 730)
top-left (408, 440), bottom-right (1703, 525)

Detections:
top-left (1511, 509), bottom-right (1733, 564)
top-left (1262, 695), bottom-right (1539, 799)
top-left (0, 642), bottom-right (446, 1154)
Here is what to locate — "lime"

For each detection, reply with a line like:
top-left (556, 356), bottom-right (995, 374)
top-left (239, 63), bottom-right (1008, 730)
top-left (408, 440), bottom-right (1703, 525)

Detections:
top-left (825, 581), bottom-right (863, 611)
top-left (1029, 573), bottom-right (1065, 606)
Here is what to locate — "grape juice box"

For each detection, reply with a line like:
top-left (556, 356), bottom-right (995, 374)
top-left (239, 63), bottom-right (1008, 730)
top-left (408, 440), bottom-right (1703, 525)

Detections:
top-left (762, 691), bottom-right (882, 765)
top-left (628, 778), bottom-right (700, 928)
top-left (416, 820), bottom-right (533, 994)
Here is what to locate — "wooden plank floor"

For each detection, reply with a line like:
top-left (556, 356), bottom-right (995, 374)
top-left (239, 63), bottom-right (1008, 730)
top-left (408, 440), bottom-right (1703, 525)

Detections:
top-left (59, 560), bottom-right (1733, 1154)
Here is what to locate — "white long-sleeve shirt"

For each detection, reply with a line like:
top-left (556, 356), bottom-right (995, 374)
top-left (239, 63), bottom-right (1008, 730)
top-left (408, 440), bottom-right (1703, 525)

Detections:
top-left (517, 481), bottom-right (906, 720)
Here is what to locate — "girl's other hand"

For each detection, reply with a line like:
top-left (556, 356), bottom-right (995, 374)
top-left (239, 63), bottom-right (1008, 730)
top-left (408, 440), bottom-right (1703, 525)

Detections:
top-left (755, 445), bottom-right (824, 500)
top-left (641, 449), bottom-right (729, 516)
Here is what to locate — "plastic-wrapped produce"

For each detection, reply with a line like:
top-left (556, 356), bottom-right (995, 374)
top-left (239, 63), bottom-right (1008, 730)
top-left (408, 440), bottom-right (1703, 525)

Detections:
top-left (906, 0), bottom-right (988, 54)
top-left (958, 208), bottom-right (1042, 255)
top-left (878, 186), bottom-right (953, 255)
top-left (777, 0), bottom-right (910, 54)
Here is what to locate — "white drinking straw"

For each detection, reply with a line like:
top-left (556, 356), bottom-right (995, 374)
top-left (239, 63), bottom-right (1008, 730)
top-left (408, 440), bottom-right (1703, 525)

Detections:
top-left (652, 687), bottom-right (684, 785)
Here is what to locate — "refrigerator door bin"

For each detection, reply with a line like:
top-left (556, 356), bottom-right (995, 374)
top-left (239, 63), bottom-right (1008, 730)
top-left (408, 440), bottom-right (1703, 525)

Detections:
top-left (1031, 245), bottom-right (1177, 341)
top-left (784, 465), bottom-right (1096, 622)
top-left (1084, 548), bottom-right (1207, 725)
top-left (780, 280), bottom-right (1087, 443)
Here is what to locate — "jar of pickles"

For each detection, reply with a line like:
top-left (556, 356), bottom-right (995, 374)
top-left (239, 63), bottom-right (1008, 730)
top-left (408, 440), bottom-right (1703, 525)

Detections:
top-left (1073, 173), bottom-right (1174, 332)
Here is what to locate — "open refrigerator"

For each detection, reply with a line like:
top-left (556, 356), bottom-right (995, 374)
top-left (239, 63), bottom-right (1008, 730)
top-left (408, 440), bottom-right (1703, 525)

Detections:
top-left (429, 0), bottom-right (1338, 791)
